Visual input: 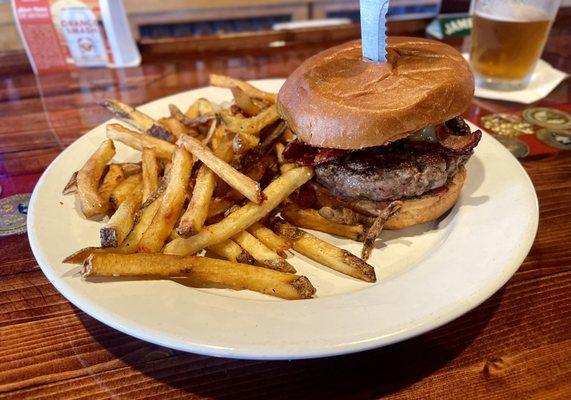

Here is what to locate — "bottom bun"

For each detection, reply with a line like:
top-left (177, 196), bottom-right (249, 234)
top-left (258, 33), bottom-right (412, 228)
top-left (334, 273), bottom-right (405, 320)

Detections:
top-left (385, 167), bottom-right (466, 230)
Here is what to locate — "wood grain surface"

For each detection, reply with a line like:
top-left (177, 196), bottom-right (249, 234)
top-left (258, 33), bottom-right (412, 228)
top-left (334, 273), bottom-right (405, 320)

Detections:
top-left (0, 11), bottom-right (570, 400)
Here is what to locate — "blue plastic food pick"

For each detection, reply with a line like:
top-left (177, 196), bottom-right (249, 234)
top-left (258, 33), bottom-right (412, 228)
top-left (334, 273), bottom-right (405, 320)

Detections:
top-left (360, 0), bottom-right (389, 62)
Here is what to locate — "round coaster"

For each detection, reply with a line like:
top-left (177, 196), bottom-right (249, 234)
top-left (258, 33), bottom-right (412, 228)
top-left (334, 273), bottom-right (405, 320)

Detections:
top-left (523, 107), bottom-right (571, 130)
top-left (0, 193), bottom-right (31, 236)
top-left (481, 113), bottom-right (534, 137)
top-left (494, 136), bottom-right (530, 159)
top-left (535, 128), bottom-right (571, 150)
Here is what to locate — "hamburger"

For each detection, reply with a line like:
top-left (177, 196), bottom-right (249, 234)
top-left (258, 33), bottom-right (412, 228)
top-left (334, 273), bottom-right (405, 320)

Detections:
top-left (277, 37), bottom-right (481, 244)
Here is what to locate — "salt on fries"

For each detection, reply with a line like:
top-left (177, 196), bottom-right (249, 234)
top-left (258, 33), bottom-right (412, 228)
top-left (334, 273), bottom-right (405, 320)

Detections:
top-left (64, 74), bottom-right (383, 300)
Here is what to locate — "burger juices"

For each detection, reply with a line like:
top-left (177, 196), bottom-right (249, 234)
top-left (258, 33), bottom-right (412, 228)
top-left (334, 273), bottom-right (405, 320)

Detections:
top-left (277, 37), bottom-right (481, 246)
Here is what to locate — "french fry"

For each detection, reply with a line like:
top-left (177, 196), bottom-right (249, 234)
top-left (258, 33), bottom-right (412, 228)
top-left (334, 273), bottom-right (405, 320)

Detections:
top-left (63, 171), bottom-right (78, 195)
top-left (161, 116), bottom-right (192, 140)
top-left (185, 99), bottom-right (201, 118)
top-left (202, 119), bottom-right (217, 145)
top-left (109, 173), bottom-right (142, 209)
top-left (63, 246), bottom-right (109, 264)
top-left (177, 129), bottom-right (233, 237)
top-left (275, 142), bottom-right (295, 173)
top-left (232, 230), bottom-right (295, 273)
top-left (177, 135), bottom-right (263, 204)
top-left (100, 99), bottom-right (173, 141)
top-left (231, 86), bottom-right (262, 116)
top-left (140, 173), bottom-right (168, 210)
top-left (197, 98), bottom-right (215, 116)
top-left (142, 148), bottom-right (160, 202)
top-left (361, 201), bottom-right (402, 260)
top-left (233, 131), bottom-right (259, 154)
top-left (177, 165), bottom-right (217, 237)
top-left (77, 139), bottom-right (115, 217)
top-left (98, 164), bottom-right (125, 206)
top-left (207, 239), bottom-right (254, 264)
top-left (138, 146), bottom-right (194, 253)
top-left (119, 162), bottom-right (142, 177)
top-left (218, 158), bottom-right (268, 202)
top-left (282, 204), bottom-right (365, 242)
top-left (247, 222), bottom-right (291, 257)
top-left (169, 104), bottom-right (215, 129)
top-left (209, 74), bottom-right (277, 103)
top-left (210, 124), bottom-right (231, 150)
top-left (119, 196), bottom-right (162, 253)
top-left (252, 122), bottom-right (286, 157)
top-left (100, 185), bottom-right (143, 247)
top-left (207, 197), bottom-right (234, 220)
top-left (82, 253), bottom-right (316, 300)
top-left (220, 105), bottom-right (278, 137)
top-left (107, 123), bottom-right (175, 160)
top-left (271, 218), bottom-right (376, 283)
top-left (164, 166), bottom-right (314, 256)
top-left (66, 162), bottom-right (140, 196)
top-left (282, 128), bottom-right (296, 143)
top-left (170, 229), bottom-right (253, 264)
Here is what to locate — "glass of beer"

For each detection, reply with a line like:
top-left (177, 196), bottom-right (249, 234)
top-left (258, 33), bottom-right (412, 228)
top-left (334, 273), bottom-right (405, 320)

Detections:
top-left (469, 0), bottom-right (561, 90)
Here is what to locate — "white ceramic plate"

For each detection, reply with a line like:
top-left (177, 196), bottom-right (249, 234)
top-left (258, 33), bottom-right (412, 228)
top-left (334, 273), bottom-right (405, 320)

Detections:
top-left (28, 79), bottom-right (538, 360)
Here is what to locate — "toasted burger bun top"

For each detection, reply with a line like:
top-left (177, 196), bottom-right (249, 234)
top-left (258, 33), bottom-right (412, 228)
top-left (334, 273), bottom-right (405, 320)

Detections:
top-left (277, 37), bottom-right (474, 149)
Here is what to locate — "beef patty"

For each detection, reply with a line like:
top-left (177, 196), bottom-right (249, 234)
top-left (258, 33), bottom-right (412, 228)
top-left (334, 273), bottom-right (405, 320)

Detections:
top-left (314, 141), bottom-right (469, 201)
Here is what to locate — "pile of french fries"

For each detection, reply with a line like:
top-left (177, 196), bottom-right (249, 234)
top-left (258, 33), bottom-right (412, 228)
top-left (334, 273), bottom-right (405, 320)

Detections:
top-left (63, 74), bottom-right (382, 300)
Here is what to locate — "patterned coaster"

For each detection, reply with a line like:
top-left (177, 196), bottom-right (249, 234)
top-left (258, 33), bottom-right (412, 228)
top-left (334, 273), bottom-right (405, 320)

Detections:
top-left (535, 128), bottom-right (571, 150)
top-left (0, 193), bottom-right (31, 237)
top-left (480, 113), bottom-right (534, 137)
top-left (523, 107), bottom-right (571, 130)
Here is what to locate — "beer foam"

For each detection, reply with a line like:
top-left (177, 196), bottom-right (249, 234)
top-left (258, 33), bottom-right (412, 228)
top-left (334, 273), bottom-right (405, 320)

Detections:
top-left (476, 3), bottom-right (550, 22)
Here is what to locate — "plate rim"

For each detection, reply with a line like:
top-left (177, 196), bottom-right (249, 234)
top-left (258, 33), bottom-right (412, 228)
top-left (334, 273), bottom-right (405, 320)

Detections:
top-left (27, 79), bottom-right (539, 360)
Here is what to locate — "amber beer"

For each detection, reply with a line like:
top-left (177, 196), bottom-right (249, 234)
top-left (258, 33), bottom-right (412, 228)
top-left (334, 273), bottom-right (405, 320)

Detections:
top-left (469, 3), bottom-right (554, 89)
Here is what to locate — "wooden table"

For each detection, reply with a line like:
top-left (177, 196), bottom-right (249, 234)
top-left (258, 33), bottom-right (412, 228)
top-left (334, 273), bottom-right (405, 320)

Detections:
top-left (1, 16), bottom-right (570, 399)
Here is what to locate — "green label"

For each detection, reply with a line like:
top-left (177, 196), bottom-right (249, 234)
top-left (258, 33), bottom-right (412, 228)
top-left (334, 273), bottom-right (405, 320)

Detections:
top-left (439, 15), bottom-right (472, 37)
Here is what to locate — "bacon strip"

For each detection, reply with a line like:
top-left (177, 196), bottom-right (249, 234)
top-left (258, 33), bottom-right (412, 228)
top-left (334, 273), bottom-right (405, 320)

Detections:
top-left (284, 124), bottom-right (481, 166)
top-left (283, 141), bottom-right (349, 166)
